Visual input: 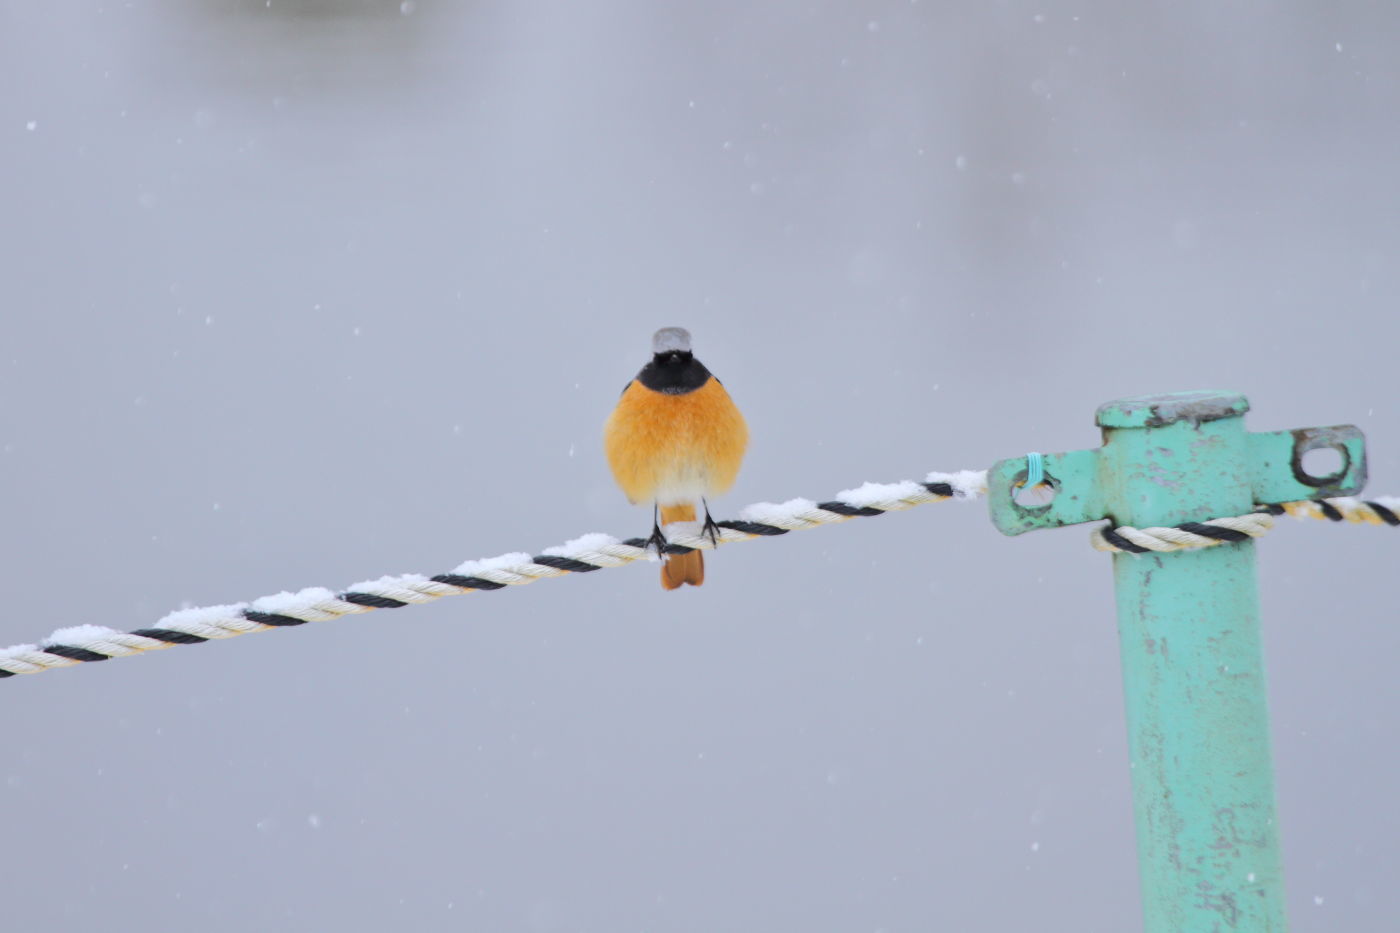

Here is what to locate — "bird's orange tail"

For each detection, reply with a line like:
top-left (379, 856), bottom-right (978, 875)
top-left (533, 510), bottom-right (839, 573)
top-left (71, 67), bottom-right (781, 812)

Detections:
top-left (659, 504), bottom-right (704, 589)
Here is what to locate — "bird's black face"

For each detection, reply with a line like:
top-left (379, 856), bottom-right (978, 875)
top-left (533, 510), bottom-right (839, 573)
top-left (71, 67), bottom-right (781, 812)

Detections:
top-left (653, 349), bottom-right (694, 367)
top-left (637, 350), bottom-right (711, 395)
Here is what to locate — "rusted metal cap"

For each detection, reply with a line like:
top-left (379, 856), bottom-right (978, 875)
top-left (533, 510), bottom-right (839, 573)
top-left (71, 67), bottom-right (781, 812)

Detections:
top-left (1096, 391), bottom-right (1249, 429)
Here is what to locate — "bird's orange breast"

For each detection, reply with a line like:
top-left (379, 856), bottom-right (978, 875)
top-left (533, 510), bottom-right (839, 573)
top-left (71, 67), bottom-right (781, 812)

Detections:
top-left (604, 377), bottom-right (748, 505)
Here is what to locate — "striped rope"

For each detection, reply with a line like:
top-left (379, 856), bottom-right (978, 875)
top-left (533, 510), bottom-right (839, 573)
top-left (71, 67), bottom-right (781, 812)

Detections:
top-left (1090, 513), bottom-right (1276, 553)
top-left (1090, 495), bottom-right (1400, 554)
top-left (0, 470), bottom-right (990, 681)
top-left (1265, 496), bottom-right (1400, 526)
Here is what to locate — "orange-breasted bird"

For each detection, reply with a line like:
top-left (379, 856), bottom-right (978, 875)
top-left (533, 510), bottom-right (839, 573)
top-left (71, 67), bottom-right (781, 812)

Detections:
top-left (604, 327), bottom-right (748, 589)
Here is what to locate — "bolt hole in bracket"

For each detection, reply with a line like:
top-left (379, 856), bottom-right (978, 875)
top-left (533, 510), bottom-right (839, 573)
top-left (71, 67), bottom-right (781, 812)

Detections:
top-left (985, 395), bottom-right (1367, 537)
top-left (1012, 471), bottom-right (1059, 509)
top-left (1260, 424), bottom-right (1366, 501)
top-left (1291, 427), bottom-right (1357, 487)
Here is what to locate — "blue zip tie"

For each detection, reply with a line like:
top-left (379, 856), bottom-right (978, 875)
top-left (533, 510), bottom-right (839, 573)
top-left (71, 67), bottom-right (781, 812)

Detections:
top-left (1023, 451), bottom-right (1044, 489)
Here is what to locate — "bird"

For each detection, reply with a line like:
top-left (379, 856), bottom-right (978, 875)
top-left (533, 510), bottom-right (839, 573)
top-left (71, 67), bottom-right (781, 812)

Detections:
top-left (604, 327), bottom-right (748, 589)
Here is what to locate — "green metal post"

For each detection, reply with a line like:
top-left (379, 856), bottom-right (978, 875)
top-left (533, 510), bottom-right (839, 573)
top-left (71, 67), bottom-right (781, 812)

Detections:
top-left (986, 391), bottom-right (1367, 933)
top-left (1100, 394), bottom-right (1283, 932)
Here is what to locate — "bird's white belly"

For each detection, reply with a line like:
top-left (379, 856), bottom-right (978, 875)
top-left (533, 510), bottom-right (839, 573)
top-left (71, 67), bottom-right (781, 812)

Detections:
top-left (652, 457), bottom-right (712, 506)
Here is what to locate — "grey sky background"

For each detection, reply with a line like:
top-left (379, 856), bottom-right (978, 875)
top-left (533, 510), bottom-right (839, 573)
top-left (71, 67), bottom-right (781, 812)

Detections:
top-left (3, 2), bottom-right (1397, 930)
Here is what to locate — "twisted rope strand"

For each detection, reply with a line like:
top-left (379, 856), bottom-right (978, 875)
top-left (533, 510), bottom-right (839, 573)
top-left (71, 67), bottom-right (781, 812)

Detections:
top-left (0, 470), bottom-right (990, 680)
top-left (1090, 495), bottom-right (1400, 554)
top-left (1091, 513), bottom-right (1276, 553)
top-left (1270, 496), bottom-right (1400, 526)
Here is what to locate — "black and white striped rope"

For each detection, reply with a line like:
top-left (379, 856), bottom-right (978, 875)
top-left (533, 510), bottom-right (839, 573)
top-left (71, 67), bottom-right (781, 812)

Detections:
top-left (1090, 495), bottom-right (1400, 554)
top-left (0, 470), bottom-right (990, 681)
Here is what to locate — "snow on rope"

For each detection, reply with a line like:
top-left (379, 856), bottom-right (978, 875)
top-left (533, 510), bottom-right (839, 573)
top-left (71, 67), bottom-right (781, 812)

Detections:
top-left (1090, 495), bottom-right (1400, 554)
top-left (0, 470), bottom-right (990, 681)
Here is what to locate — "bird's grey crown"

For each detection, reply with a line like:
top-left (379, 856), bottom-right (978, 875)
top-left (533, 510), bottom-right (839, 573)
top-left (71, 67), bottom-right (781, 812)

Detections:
top-left (651, 327), bottom-right (692, 354)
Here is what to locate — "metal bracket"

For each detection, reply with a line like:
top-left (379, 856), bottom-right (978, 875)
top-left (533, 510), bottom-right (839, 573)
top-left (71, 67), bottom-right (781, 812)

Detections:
top-left (988, 393), bottom-right (1366, 536)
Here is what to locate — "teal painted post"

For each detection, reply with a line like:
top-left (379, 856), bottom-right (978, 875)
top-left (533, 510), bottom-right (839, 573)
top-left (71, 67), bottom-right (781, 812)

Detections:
top-left (987, 391), bottom-right (1367, 932)
top-left (1097, 395), bottom-right (1285, 932)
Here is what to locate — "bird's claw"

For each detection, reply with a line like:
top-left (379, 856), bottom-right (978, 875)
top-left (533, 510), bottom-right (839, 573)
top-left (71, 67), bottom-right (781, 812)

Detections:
top-left (646, 524), bottom-right (670, 558)
top-left (701, 514), bottom-right (722, 547)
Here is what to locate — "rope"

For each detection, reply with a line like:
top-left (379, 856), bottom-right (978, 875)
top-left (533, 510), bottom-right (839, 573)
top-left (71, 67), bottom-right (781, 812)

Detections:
top-left (1265, 497), bottom-right (1400, 526)
top-left (3, 464), bottom-right (1391, 679)
top-left (0, 470), bottom-right (990, 681)
top-left (1090, 513), bottom-right (1276, 553)
top-left (1090, 496), bottom-right (1400, 554)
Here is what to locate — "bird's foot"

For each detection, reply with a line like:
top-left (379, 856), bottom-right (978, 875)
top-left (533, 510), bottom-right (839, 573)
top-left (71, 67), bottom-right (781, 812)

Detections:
top-left (646, 523), bottom-right (670, 558)
top-left (701, 502), bottom-right (722, 547)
